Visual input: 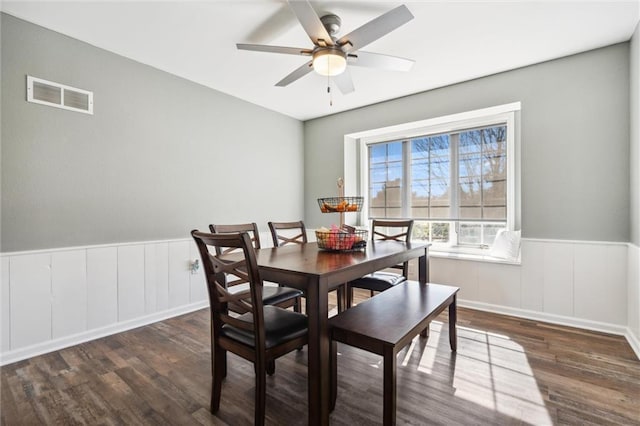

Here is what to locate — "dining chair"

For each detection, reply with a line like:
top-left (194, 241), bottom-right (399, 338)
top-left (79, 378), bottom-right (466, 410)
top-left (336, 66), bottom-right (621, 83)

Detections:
top-left (346, 219), bottom-right (415, 308)
top-left (268, 220), bottom-right (308, 247)
top-left (191, 230), bottom-right (308, 425)
top-left (269, 220), bottom-right (347, 313)
top-left (210, 223), bottom-right (303, 312)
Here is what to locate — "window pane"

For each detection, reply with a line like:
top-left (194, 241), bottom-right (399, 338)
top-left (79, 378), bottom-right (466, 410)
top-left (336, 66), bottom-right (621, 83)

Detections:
top-left (385, 185), bottom-right (402, 207)
top-left (431, 222), bottom-right (450, 242)
top-left (459, 223), bottom-right (481, 245)
top-left (484, 224), bottom-right (506, 245)
top-left (412, 221), bottom-right (430, 240)
top-left (412, 160), bottom-right (429, 180)
top-left (387, 162), bottom-right (403, 181)
top-left (387, 142), bottom-right (403, 162)
top-left (409, 134), bottom-right (450, 220)
top-left (429, 206), bottom-right (450, 219)
top-left (370, 163), bottom-right (387, 183)
top-left (410, 206), bottom-right (429, 218)
top-left (386, 208), bottom-right (403, 218)
top-left (459, 176), bottom-right (481, 208)
top-left (459, 206), bottom-right (482, 219)
top-left (369, 183), bottom-right (386, 207)
top-left (369, 207), bottom-right (386, 218)
top-left (411, 138), bottom-right (429, 160)
top-left (369, 142), bottom-right (404, 218)
top-left (483, 179), bottom-right (506, 206)
top-left (483, 206), bottom-right (506, 219)
top-left (370, 144), bottom-right (387, 163)
top-left (411, 181), bottom-right (429, 199)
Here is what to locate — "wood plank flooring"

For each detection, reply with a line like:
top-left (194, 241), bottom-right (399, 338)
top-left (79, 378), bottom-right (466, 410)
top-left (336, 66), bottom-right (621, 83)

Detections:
top-left (2, 289), bottom-right (639, 425)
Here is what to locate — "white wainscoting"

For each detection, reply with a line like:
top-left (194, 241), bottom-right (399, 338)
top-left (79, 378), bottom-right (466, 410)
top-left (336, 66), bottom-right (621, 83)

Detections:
top-left (0, 238), bottom-right (209, 365)
top-left (628, 243), bottom-right (640, 357)
top-left (1, 236), bottom-right (638, 364)
top-left (431, 238), bottom-right (637, 358)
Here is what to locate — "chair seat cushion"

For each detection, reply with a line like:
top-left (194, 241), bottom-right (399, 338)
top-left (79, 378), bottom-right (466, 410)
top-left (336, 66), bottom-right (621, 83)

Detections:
top-left (229, 283), bottom-right (303, 306)
top-left (349, 271), bottom-right (407, 293)
top-left (221, 306), bottom-right (308, 349)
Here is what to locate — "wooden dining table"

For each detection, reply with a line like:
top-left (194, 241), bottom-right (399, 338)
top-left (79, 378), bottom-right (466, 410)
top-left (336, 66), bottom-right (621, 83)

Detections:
top-left (252, 240), bottom-right (430, 425)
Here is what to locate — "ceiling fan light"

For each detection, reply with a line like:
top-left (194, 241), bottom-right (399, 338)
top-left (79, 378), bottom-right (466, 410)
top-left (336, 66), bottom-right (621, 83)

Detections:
top-left (312, 49), bottom-right (347, 76)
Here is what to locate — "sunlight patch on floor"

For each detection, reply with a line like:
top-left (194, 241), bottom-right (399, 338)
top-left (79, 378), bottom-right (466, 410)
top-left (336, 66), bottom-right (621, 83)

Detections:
top-left (413, 321), bottom-right (442, 373)
top-left (452, 326), bottom-right (553, 425)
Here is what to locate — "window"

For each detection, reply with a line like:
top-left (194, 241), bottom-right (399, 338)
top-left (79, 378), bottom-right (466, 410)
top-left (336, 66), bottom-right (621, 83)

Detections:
top-left (352, 103), bottom-right (519, 250)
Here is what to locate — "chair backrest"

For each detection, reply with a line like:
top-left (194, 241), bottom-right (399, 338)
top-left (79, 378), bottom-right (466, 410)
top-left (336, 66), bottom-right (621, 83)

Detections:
top-left (191, 230), bottom-right (266, 342)
top-left (268, 220), bottom-right (308, 247)
top-left (371, 219), bottom-right (415, 276)
top-left (209, 223), bottom-right (261, 254)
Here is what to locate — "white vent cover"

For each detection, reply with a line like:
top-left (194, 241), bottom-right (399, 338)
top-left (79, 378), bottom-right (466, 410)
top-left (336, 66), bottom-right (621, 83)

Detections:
top-left (27, 76), bottom-right (93, 114)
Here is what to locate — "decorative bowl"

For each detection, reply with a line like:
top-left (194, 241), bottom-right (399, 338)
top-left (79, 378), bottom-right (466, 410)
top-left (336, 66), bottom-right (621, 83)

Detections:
top-left (315, 228), bottom-right (368, 251)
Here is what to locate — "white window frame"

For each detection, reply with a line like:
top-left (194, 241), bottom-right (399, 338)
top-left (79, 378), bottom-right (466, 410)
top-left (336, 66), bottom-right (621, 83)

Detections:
top-left (343, 103), bottom-right (521, 254)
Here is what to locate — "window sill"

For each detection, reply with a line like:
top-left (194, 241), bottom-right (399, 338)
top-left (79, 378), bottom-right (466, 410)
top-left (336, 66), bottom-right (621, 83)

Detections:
top-left (428, 247), bottom-right (521, 265)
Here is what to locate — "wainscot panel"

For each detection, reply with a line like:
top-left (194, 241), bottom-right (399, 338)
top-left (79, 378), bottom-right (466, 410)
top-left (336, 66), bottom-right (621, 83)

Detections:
top-left (0, 238), bottom-right (208, 365)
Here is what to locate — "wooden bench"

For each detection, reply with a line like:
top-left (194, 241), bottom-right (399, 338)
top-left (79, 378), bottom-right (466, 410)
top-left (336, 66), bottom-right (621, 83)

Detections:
top-left (329, 282), bottom-right (459, 426)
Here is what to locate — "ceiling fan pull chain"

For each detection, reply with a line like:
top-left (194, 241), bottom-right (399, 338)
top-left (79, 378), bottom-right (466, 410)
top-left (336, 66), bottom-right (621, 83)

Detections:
top-left (327, 73), bottom-right (333, 106)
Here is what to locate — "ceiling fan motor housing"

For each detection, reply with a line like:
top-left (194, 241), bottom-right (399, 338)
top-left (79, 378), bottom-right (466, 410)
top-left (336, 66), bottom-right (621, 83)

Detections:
top-left (320, 14), bottom-right (342, 37)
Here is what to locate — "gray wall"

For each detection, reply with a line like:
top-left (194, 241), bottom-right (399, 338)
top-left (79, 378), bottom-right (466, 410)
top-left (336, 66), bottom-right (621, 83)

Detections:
top-left (631, 22), bottom-right (639, 246)
top-left (304, 44), bottom-right (630, 242)
top-left (1, 14), bottom-right (304, 252)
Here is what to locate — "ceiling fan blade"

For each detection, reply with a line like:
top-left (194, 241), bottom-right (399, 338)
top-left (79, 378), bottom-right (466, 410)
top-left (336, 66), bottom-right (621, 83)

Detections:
top-left (337, 5), bottom-right (414, 53)
top-left (276, 61), bottom-right (314, 87)
top-left (287, 0), bottom-right (334, 46)
top-left (349, 51), bottom-right (414, 72)
top-left (332, 70), bottom-right (355, 94)
top-left (237, 44), bottom-right (312, 56)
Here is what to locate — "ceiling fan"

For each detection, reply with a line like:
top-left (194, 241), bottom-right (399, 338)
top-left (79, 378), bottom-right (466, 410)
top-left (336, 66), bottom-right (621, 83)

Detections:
top-left (236, 1), bottom-right (415, 95)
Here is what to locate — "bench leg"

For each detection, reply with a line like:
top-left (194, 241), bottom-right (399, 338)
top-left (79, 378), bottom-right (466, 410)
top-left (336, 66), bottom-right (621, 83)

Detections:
top-left (420, 323), bottom-right (429, 338)
top-left (449, 295), bottom-right (457, 351)
top-left (383, 347), bottom-right (397, 426)
top-left (330, 340), bottom-right (338, 411)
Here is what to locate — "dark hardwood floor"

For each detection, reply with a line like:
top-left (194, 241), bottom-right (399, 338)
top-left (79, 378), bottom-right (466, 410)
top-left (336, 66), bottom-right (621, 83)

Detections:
top-left (2, 289), bottom-right (639, 425)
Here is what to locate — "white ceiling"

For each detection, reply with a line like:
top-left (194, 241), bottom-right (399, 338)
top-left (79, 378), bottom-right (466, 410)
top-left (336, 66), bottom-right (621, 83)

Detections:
top-left (2, 1), bottom-right (639, 121)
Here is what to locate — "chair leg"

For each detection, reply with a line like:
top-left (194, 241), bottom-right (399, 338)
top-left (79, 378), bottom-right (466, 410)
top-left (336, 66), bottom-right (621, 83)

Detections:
top-left (255, 361), bottom-right (267, 426)
top-left (336, 285), bottom-right (346, 313)
top-left (293, 296), bottom-right (302, 313)
top-left (211, 346), bottom-right (225, 413)
top-left (346, 285), bottom-right (353, 309)
top-left (222, 350), bottom-right (227, 378)
top-left (330, 340), bottom-right (338, 411)
top-left (267, 359), bottom-right (276, 376)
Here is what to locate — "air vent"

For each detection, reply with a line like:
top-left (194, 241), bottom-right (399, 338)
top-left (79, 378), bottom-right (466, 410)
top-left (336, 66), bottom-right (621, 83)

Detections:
top-left (27, 76), bottom-right (93, 114)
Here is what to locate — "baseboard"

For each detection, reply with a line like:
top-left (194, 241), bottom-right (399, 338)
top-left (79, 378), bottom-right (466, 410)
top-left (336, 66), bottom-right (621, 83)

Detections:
top-left (459, 299), bottom-right (629, 338)
top-left (0, 301), bottom-right (208, 366)
top-left (625, 328), bottom-right (640, 361)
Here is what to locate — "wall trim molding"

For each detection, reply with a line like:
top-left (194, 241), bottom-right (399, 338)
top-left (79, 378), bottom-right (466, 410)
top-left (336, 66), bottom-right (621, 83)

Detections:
top-left (459, 299), bottom-right (628, 335)
top-left (459, 299), bottom-right (639, 360)
top-left (0, 238), bottom-right (193, 257)
top-left (0, 300), bottom-right (208, 366)
top-left (522, 237), bottom-right (630, 247)
top-left (1, 236), bottom-right (631, 258)
top-left (626, 327), bottom-right (640, 360)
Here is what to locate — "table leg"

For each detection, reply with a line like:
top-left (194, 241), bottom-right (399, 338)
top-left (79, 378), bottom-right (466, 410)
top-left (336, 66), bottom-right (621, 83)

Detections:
top-left (330, 340), bottom-right (337, 411)
top-left (419, 251), bottom-right (430, 338)
top-left (306, 277), bottom-right (330, 426)
top-left (418, 248), bottom-right (429, 284)
top-left (449, 295), bottom-right (457, 352)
